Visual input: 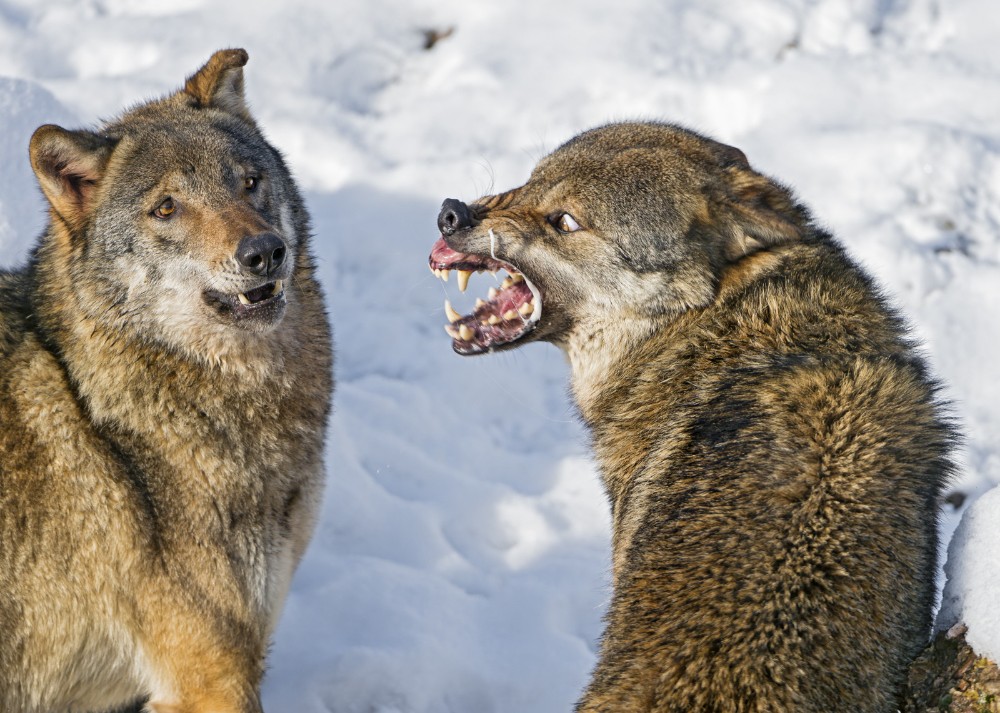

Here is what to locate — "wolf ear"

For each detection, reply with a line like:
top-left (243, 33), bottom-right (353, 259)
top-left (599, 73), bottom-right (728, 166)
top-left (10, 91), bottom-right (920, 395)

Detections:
top-left (30, 125), bottom-right (116, 229)
top-left (182, 48), bottom-right (252, 121)
top-left (722, 170), bottom-right (803, 261)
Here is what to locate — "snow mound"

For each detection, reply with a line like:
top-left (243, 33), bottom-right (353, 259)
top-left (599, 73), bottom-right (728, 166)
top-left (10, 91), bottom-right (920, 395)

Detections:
top-left (937, 486), bottom-right (1000, 664)
top-left (0, 77), bottom-right (76, 261)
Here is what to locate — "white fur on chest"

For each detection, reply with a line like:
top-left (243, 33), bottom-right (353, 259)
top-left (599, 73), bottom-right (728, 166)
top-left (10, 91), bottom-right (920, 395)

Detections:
top-left (564, 315), bottom-right (658, 418)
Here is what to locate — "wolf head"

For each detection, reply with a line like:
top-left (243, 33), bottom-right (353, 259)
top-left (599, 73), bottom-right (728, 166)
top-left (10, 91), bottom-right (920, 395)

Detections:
top-left (429, 122), bottom-right (811, 354)
top-left (30, 49), bottom-right (312, 363)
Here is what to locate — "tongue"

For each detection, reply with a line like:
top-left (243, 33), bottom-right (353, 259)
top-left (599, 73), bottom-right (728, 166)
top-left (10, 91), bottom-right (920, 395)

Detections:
top-left (429, 237), bottom-right (464, 265)
top-left (429, 236), bottom-right (506, 272)
top-left (244, 284), bottom-right (272, 303)
top-left (476, 281), bottom-right (533, 319)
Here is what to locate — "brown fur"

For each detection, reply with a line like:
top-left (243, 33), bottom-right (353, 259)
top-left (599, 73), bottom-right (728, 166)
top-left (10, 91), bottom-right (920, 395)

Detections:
top-left (0, 50), bottom-right (333, 713)
top-left (433, 122), bottom-right (955, 712)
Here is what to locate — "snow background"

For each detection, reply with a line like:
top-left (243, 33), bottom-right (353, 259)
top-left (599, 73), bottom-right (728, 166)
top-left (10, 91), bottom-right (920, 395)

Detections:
top-left (0, 0), bottom-right (997, 708)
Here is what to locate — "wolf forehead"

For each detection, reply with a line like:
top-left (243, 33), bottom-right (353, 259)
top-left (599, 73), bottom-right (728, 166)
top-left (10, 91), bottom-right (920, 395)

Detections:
top-left (490, 122), bottom-right (753, 221)
top-left (537, 121), bottom-right (748, 175)
top-left (102, 113), bottom-right (283, 181)
top-left (99, 124), bottom-right (283, 198)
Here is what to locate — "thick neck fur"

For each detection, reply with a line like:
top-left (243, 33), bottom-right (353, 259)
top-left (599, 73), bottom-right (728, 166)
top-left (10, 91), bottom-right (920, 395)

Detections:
top-left (566, 249), bottom-right (797, 421)
top-left (28, 227), bottom-right (332, 517)
top-left (562, 311), bottom-right (679, 581)
top-left (560, 250), bottom-right (802, 579)
top-left (563, 312), bottom-right (663, 426)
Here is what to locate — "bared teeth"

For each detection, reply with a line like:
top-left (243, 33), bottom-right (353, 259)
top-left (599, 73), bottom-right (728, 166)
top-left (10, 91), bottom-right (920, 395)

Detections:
top-left (238, 293), bottom-right (251, 305)
top-left (503, 309), bottom-right (518, 321)
top-left (273, 279), bottom-right (283, 294)
top-left (488, 287), bottom-right (499, 300)
top-left (488, 315), bottom-right (500, 325)
top-left (444, 300), bottom-right (462, 323)
top-left (519, 301), bottom-right (534, 316)
top-left (475, 298), bottom-right (486, 309)
top-left (457, 270), bottom-right (472, 292)
top-left (437, 269), bottom-right (449, 282)
top-left (499, 273), bottom-right (524, 289)
top-left (458, 324), bottom-right (474, 341)
top-left (445, 324), bottom-right (460, 339)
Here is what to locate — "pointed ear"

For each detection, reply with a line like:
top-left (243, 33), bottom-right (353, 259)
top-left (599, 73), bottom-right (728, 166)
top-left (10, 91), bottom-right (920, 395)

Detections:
top-left (182, 48), bottom-right (252, 121)
top-left (29, 124), bottom-right (116, 229)
top-left (722, 170), bottom-right (803, 261)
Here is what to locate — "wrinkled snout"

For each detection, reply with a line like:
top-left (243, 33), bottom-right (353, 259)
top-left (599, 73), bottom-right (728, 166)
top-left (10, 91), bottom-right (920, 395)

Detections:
top-left (236, 232), bottom-right (286, 276)
top-left (438, 198), bottom-right (475, 236)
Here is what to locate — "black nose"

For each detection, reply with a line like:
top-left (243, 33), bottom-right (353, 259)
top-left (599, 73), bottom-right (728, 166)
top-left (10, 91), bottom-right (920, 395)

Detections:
top-left (236, 232), bottom-right (286, 276)
top-left (438, 198), bottom-right (473, 237)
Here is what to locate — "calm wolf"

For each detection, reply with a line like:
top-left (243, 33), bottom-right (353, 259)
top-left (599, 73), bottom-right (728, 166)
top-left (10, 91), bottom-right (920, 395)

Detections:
top-left (428, 122), bottom-right (955, 712)
top-left (0, 49), bottom-right (333, 713)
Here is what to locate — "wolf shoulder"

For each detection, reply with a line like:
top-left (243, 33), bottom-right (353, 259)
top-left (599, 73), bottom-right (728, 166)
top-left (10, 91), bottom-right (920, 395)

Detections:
top-left (0, 268), bottom-right (30, 354)
top-left (698, 236), bottom-right (949, 438)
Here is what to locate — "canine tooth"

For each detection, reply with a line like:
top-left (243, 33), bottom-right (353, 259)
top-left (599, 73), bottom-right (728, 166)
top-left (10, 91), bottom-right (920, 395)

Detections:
top-left (503, 309), bottom-right (518, 321)
top-left (511, 273), bottom-right (524, 284)
top-left (445, 325), bottom-right (460, 339)
top-left (238, 293), bottom-right (251, 305)
top-left (488, 287), bottom-right (499, 299)
top-left (457, 270), bottom-right (472, 292)
top-left (488, 315), bottom-right (501, 325)
top-left (444, 300), bottom-right (462, 324)
top-left (475, 298), bottom-right (486, 309)
top-left (501, 277), bottom-right (513, 289)
top-left (519, 301), bottom-right (534, 316)
top-left (274, 279), bottom-right (283, 293)
top-left (458, 324), bottom-right (475, 341)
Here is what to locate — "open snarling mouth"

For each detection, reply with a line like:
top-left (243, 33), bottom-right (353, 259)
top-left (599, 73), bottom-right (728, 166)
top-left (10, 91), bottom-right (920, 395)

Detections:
top-left (429, 237), bottom-right (541, 355)
top-left (203, 279), bottom-right (286, 322)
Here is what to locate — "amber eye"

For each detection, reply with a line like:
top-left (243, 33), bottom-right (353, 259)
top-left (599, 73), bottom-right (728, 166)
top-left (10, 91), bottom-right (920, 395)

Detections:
top-left (244, 176), bottom-right (259, 192)
top-left (153, 198), bottom-right (176, 219)
top-left (554, 212), bottom-right (582, 233)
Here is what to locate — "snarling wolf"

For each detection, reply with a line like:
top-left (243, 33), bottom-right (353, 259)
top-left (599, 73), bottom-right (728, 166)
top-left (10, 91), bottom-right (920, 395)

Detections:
top-left (0, 49), bottom-right (333, 713)
top-left (429, 122), bottom-right (955, 712)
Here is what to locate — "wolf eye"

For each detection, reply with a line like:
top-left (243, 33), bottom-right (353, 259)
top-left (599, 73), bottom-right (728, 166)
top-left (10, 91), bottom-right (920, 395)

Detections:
top-left (153, 198), bottom-right (176, 219)
top-left (244, 176), bottom-right (259, 192)
top-left (553, 212), bottom-right (582, 233)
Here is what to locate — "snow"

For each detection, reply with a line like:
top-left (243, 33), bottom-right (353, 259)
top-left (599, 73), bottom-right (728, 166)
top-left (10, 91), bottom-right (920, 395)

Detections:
top-left (0, 77), bottom-right (74, 254)
top-left (0, 0), bottom-right (998, 709)
top-left (938, 486), bottom-right (1000, 664)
